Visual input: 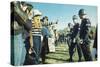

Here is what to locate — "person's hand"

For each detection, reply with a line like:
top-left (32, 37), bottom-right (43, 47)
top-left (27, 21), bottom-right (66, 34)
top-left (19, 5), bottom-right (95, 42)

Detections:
top-left (73, 38), bottom-right (75, 43)
top-left (80, 39), bottom-right (83, 44)
top-left (28, 47), bottom-right (33, 54)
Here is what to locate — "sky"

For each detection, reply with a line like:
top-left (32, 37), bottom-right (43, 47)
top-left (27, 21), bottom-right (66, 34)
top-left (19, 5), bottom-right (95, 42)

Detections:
top-left (29, 2), bottom-right (97, 30)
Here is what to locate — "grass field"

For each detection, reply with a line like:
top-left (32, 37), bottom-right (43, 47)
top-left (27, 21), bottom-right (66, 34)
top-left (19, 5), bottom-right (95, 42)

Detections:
top-left (41, 40), bottom-right (97, 64)
top-left (44, 42), bottom-right (85, 64)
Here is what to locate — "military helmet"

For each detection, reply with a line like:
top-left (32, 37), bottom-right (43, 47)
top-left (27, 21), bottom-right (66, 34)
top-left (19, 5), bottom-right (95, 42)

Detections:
top-left (78, 9), bottom-right (86, 15)
top-left (68, 23), bottom-right (71, 27)
top-left (72, 15), bottom-right (78, 20)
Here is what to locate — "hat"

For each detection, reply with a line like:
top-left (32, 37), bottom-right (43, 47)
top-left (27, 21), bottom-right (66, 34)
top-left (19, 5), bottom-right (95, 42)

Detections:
top-left (33, 9), bottom-right (42, 17)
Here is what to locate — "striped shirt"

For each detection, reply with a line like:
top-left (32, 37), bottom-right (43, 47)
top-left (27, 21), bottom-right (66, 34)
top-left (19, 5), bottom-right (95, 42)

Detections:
top-left (32, 22), bottom-right (42, 36)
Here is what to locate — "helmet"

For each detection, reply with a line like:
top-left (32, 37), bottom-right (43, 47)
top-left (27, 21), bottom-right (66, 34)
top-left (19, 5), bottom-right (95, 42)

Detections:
top-left (68, 23), bottom-right (71, 27)
top-left (72, 15), bottom-right (78, 20)
top-left (78, 9), bottom-right (86, 15)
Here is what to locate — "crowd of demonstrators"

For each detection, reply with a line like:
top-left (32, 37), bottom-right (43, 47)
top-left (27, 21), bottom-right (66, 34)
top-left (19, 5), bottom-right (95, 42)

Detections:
top-left (11, 1), bottom-right (97, 66)
top-left (11, 1), bottom-right (41, 65)
top-left (11, 1), bottom-right (57, 65)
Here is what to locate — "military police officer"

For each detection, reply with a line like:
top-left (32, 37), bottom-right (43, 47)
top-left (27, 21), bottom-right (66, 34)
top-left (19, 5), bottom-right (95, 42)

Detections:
top-left (68, 15), bottom-right (82, 62)
top-left (66, 23), bottom-right (73, 47)
top-left (78, 9), bottom-right (92, 61)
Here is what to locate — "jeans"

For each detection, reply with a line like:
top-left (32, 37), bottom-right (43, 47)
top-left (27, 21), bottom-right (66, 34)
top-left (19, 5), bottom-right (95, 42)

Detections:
top-left (11, 33), bottom-right (26, 66)
top-left (21, 39), bottom-right (26, 65)
top-left (32, 36), bottom-right (41, 64)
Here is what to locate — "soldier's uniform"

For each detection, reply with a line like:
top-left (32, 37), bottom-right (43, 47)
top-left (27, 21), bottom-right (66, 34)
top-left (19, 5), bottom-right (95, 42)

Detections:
top-left (67, 23), bottom-right (73, 47)
top-left (69, 22), bottom-right (82, 62)
top-left (78, 9), bottom-right (93, 61)
top-left (79, 18), bottom-right (92, 61)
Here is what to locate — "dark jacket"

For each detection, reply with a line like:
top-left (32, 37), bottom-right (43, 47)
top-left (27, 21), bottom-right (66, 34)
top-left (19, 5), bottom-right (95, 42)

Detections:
top-left (80, 18), bottom-right (91, 39)
top-left (71, 23), bottom-right (80, 39)
top-left (80, 18), bottom-right (91, 44)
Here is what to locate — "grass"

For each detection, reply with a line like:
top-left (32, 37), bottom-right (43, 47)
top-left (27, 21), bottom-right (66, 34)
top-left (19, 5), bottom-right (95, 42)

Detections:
top-left (44, 42), bottom-right (85, 64)
top-left (42, 41), bottom-right (97, 64)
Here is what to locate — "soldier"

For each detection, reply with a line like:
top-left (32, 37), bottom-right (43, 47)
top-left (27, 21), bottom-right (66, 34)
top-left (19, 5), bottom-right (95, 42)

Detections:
top-left (66, 23), bottom-right (73, 47)
top-left (68, 15), bottom-right (82, 62)
top-left (78, 9), bottom-right (92, 61)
